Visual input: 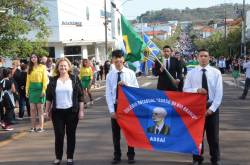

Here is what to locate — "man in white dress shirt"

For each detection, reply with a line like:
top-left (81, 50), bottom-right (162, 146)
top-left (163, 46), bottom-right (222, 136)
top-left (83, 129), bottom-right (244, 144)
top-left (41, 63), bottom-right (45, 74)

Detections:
top-left (239, 56), bottom-right (250, 100)
top-left (183, 49), bottom-right (223, 165)
top-left (106, 50), bottom-right (139, 164)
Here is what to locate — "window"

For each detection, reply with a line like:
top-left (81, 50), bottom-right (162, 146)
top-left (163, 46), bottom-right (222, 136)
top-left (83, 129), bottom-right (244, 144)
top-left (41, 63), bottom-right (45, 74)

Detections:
top-left (64, 46), bottom-right (81, 55)
top-left (46, 47), bottom-right (55, 58)
top-left (100, 10), bottom-right (111, 18)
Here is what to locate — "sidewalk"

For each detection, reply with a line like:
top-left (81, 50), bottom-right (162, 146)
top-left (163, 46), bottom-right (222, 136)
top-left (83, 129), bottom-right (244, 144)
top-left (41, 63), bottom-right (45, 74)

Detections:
top-left (0, 116), bottom-right (31, 146)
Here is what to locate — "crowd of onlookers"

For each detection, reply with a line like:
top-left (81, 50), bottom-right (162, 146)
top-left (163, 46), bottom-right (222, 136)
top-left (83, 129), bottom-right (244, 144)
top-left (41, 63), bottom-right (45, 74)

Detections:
top-left (0, 56), bottom-right (113, 131)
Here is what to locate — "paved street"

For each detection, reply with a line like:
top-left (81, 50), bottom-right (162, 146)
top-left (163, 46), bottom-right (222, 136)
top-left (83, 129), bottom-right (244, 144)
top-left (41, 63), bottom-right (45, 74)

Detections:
top-left (0, 75), bottom-right (249, 165)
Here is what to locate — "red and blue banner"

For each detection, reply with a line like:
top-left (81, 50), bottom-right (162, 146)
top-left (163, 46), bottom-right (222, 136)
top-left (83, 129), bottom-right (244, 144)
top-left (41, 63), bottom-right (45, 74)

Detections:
top-left (117, 86), bottom-right (206, 155)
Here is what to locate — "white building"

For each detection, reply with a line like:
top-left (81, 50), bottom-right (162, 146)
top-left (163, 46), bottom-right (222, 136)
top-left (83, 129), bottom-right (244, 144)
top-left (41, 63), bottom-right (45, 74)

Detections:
top-left (28, 0), bottom-right (122, 63)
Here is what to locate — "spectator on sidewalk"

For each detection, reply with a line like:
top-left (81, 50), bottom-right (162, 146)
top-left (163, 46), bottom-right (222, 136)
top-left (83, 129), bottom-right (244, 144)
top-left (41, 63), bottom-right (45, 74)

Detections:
top-left (45, 57), bottom-right (84, 165)
top-left (12, 59), bottom-right (24, 119)
top-left (99, 64), bottom-right (104, 81)
top-left (239, 56), bottom-right (250, 100)
top-left (217, 56), bottom-right (226, 74)
top-left (80, 59), bottom-right (94, 108)
top-left (231, 58), bottom-right (241, 88)
top-left (0, 68), bottom-right (16, 131)
top-left (26, 54), bottom-right (48, 133)
top-left (104, 60), bottom-right (111, 79)
top-left (18, 63), bottom-right (30, 118)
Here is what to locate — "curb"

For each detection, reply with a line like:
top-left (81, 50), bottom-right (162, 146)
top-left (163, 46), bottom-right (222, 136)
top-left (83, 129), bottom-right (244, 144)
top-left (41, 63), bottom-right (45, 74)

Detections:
top-left (0, 119), bottom-right (51, 148)
top-left (0, 131), bottom-right (27, 148)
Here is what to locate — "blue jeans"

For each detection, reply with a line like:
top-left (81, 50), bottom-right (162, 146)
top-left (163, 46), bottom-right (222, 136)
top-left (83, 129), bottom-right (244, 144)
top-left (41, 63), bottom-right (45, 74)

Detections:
top-left (19, 95), bottom-right (30, 118)
top-left (242, 78), bottom-right (250, 97)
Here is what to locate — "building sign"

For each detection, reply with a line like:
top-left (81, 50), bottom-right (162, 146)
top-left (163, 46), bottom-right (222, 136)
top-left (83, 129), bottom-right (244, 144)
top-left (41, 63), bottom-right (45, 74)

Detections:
top-left (62, 21), bottom-right (82, 27)
top-left (100, 10), bottom-right (111, 18)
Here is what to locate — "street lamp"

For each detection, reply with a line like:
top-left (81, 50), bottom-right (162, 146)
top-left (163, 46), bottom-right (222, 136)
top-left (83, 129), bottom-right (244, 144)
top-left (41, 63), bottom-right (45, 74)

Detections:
top-left (111, 0), bottom-right (133, 13)
top-left (120, 0), bottom-right (133, 7)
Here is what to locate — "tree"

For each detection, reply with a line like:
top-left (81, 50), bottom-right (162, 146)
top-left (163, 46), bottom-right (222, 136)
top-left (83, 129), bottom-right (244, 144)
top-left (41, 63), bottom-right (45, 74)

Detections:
top-left (0, 0), bottom-right (50, 58)
top-left (193, 26), bottom-right (242, 58)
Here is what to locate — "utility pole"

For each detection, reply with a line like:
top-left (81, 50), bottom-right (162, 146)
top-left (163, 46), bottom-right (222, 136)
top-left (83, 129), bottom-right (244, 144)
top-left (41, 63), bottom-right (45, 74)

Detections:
top-left (224, 5), bottom-right (227, 40)
top-left (242, 0), bottom-right (247, 56)
top-left (140, 17), bottom-right (144, 37)
top-left (104, 0), bottom-right (108, 60)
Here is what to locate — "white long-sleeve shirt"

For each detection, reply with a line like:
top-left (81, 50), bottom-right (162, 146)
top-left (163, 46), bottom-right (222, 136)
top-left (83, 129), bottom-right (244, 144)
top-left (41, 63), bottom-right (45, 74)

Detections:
top-left (183, 65), bottom-right (223, 112)
top-left (217, 59), bottom-right (226, 68)
top-left (243, 61), bottom-right (250, 78)
top-left (106, 66), bottom-right (139, 113)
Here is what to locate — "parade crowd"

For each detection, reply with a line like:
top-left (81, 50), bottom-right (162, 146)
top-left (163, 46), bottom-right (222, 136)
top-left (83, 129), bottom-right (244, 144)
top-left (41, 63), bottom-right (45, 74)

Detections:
top-left (0, 46), bottom-right (249, 165)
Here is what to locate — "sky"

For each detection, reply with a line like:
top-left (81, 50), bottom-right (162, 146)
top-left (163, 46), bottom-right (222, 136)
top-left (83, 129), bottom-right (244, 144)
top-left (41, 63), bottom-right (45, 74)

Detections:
top-left (122, 0), bottom-right (250, 19)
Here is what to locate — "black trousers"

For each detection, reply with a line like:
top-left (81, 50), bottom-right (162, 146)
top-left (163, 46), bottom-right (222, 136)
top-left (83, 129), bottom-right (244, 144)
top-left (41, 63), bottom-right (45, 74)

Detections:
top-left (0, 102), bottom-right (3, 121)
top-left (52, 109), bottom-right (79, 160)
top-left (193, 110), bottom-right (220, 163)
top-left (111, 118), bottom-right (135, 159)
top-left (219, 68), bottom-right (225, 74)
top-left (1, 93), bottom-right (15, 125)
top-left (242, 77), bottom-right (250, 97)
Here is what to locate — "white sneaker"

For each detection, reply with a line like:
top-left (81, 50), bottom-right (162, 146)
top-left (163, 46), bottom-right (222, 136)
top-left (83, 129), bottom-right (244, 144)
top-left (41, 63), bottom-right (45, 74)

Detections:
top-left (29, 128), bottom-right (36, 132)
top-left (36, 128), bottom-right (44, 133)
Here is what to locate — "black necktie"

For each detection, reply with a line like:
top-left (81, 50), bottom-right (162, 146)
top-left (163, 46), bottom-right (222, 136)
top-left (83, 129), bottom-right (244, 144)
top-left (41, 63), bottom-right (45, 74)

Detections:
top-left (156, 128), bottom-right (159, 134)
top-left (166, 59), bottom-right (169, 70)
top-left (202, 69), bottom-right (209, 100)
top-left (116, 72), bottom-right (122, 100)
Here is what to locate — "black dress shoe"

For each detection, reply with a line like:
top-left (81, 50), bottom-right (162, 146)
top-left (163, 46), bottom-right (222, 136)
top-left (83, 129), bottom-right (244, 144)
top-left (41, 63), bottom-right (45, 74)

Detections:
top-left (111, 158), bottom-right (121, 164)
top-left (238, 96), bottom-right (246, 100)
top-left (128, 157), bottom-right (135, 164)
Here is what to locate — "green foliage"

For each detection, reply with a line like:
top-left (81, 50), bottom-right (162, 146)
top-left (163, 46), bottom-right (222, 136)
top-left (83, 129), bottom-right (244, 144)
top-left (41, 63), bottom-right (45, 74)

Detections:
top-left (0, 0), bottom-right (50, 58)
top-left (137, 3), bottom-right (250, 23)
top-left (194, 27), bottom-right (242, 58)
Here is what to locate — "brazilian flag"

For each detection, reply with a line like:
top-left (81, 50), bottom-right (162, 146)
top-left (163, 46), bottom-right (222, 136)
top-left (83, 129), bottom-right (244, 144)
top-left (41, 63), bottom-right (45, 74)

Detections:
top-left (186, 60), bottom-right (199, 72)
top-left (121, 15), bottom-right (146, 62)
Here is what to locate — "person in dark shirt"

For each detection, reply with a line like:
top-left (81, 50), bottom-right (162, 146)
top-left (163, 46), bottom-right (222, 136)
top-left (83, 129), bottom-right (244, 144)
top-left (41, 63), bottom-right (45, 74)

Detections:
top-left (0, 68), bottom-right (16, 131)
top-left (104, 60), bottom-right (111, 80)
top-left (18, 64), bottom-right (30, 118)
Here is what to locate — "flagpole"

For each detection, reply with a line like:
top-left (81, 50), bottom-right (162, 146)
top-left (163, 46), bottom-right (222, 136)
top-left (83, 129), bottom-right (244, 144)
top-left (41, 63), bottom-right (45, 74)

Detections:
top-left (153, 55), bottom-right (178, 87)
top-left (143, 32), bottom-right (178, 88)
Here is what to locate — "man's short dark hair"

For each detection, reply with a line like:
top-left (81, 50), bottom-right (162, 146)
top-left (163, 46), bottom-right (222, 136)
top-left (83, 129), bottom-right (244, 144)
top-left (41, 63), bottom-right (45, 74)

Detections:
top-left (175, 52), bottom-right (180, 55)
top-left (163, 45), bottom-right (172, 52)
top-left (198, 48), bottom-right (209, 53)
top-left (112, 49), bottom-right (124, 58)
top-left (2, 68), bottom-right (11, 78)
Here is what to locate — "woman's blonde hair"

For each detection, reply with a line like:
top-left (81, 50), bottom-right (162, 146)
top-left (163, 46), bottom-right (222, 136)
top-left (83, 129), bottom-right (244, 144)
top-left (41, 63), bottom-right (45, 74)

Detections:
top-left (54, 57), bottom-right (72, 76)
